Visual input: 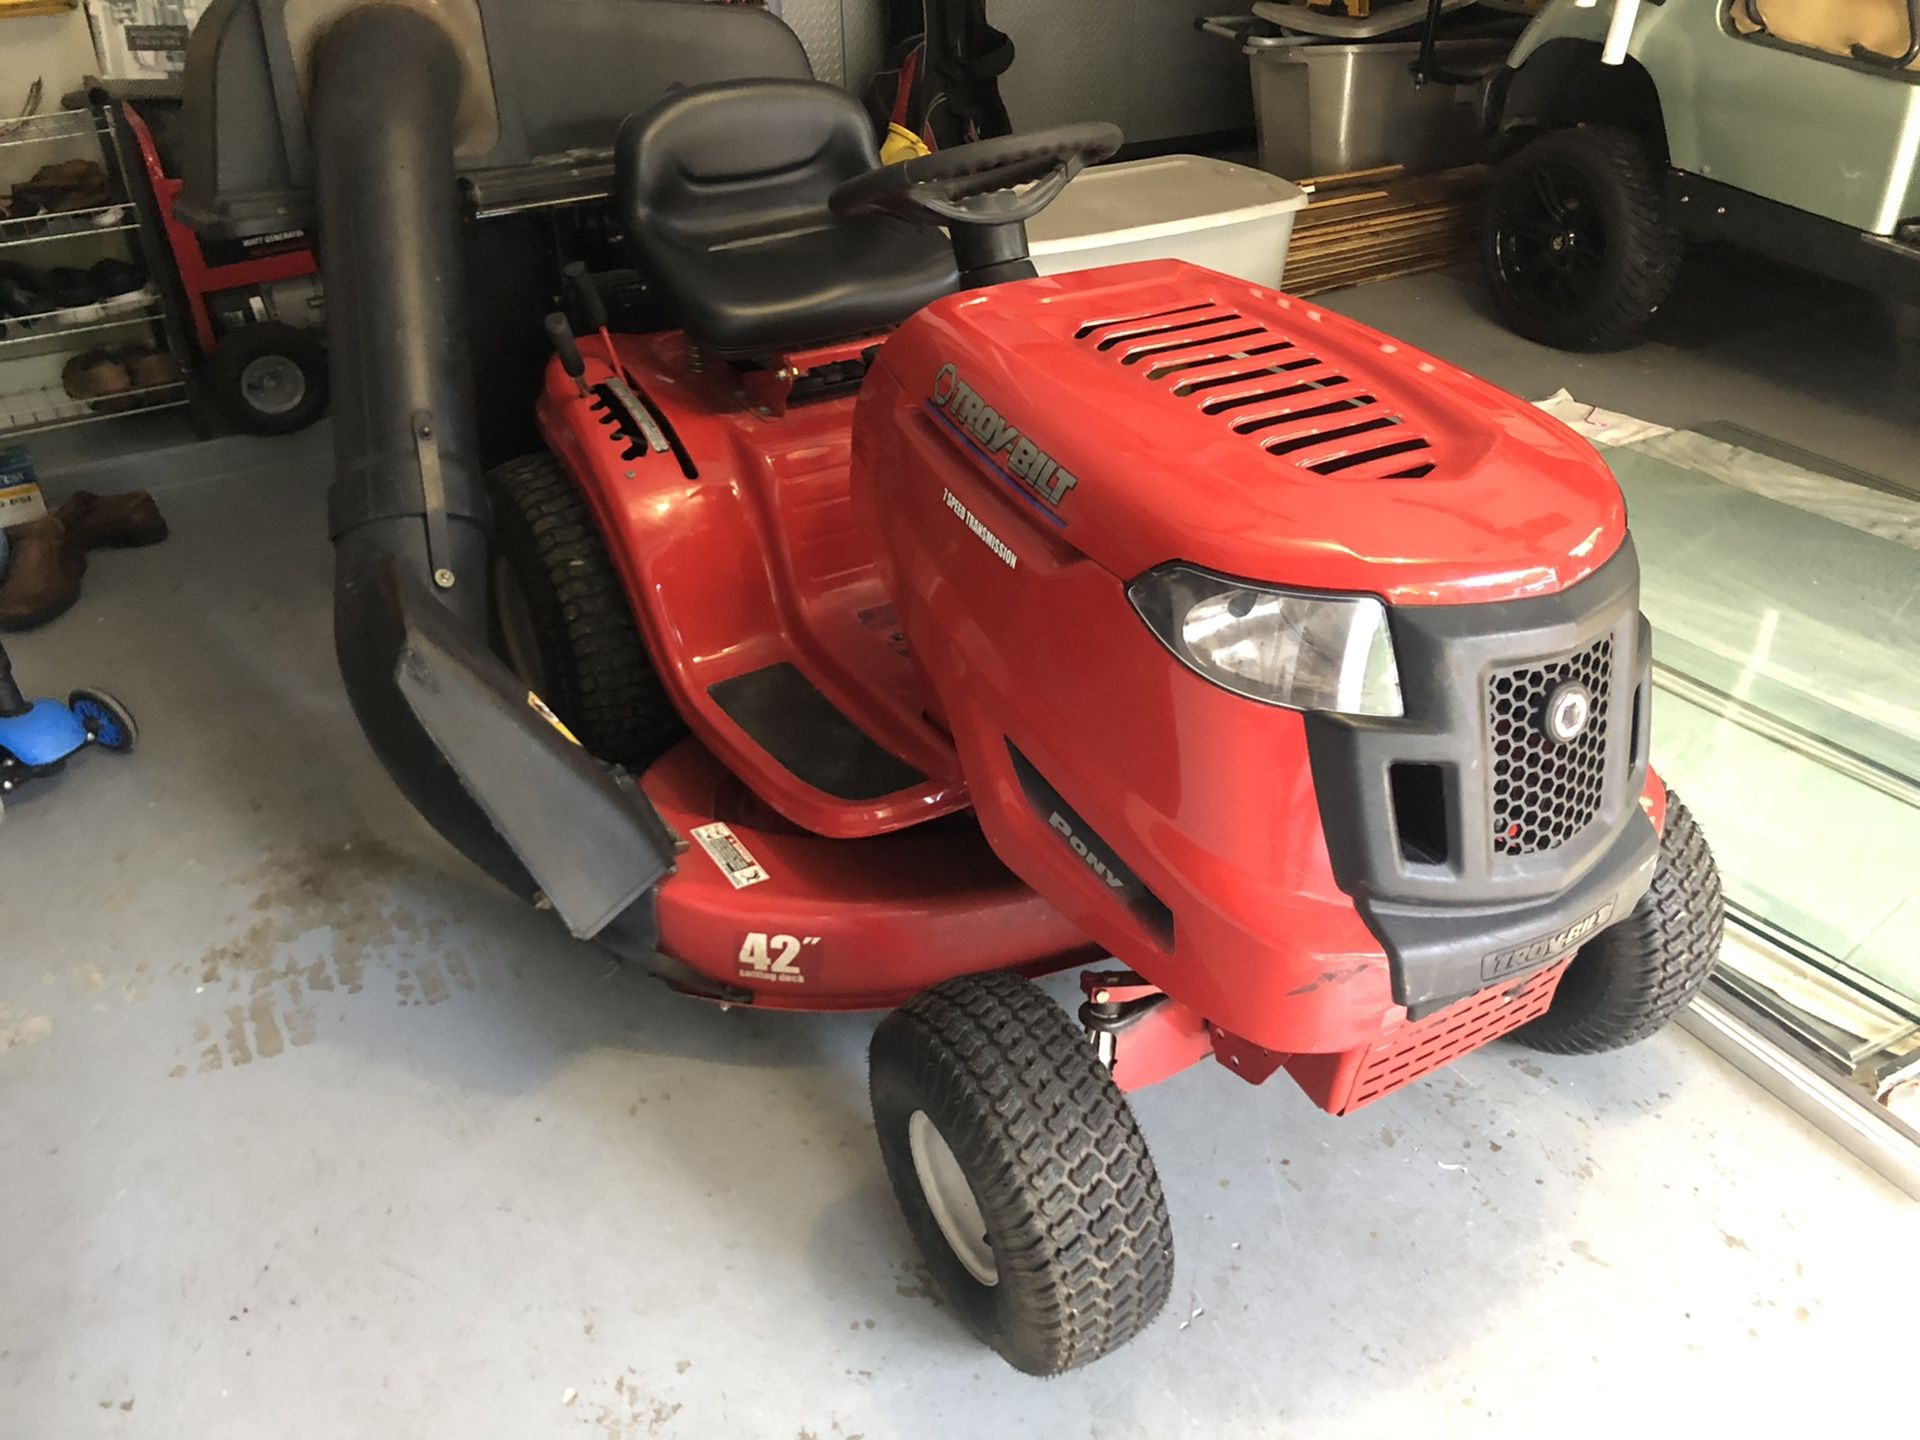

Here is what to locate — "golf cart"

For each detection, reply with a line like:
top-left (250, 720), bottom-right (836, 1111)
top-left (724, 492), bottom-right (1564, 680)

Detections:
top-left (1481, 0), bottom-right (1920, 348)
top-left (178, 0), bottom-right (1724, 1373)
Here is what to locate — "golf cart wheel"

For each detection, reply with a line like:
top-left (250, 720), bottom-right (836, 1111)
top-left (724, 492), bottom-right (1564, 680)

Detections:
top-left (485, 451), bottom-right (686, 770)
top-left (869, 971), bottom-right (1174, 1375)
top-left (206, 322), bottom-right (329, 435)
top-left (1481, 126), bottom-right (1680, 351)
top-left (1513, 794), bottom-right (1723, 1055)
top-left (67, 688), bottom-right (137, 752)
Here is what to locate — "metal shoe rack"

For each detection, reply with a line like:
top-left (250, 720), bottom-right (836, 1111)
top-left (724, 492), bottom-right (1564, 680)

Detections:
top-left (0, 101), bottom-right (193, 439)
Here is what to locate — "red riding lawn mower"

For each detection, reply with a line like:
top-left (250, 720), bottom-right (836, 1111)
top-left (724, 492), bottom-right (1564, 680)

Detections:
top-left (181, 0), bottom-right (1724, 1374)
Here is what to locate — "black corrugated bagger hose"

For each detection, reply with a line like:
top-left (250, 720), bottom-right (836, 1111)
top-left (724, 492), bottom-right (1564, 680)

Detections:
top-left (309, 3), bottom-right (533, 896)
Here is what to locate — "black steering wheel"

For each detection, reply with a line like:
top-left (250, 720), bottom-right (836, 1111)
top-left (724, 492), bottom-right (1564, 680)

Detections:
top-left (829, 122), bottom-right (1124, 231)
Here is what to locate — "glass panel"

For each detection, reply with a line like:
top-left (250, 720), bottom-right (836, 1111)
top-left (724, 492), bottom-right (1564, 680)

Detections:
top-left (1607, 440), bottom-right (1920, 1008)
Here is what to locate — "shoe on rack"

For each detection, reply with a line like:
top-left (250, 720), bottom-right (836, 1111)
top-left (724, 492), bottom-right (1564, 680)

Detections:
top-left (62, 348), bottom-right (133, 402)
top-left (46, 266), bottom-right (103, 318)
top-left (12, 159), bottom-right (112, 214)
top-left (0, 516), bottom-right (87, 632)
top-left (88, 257), bottom-right (147, 298)
top-left (55, 490), bottom-right (170, 550)
top-left (27, 159), bottom-right (102, 189)
top-left (0, 260), bottom-right (52, 321)
top-left (118, 345), bottom-right (182, 390)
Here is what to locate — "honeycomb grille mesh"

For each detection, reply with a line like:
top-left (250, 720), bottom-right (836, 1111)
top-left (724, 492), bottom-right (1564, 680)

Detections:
top-left (1488, 637), bottom-right (1612, 857)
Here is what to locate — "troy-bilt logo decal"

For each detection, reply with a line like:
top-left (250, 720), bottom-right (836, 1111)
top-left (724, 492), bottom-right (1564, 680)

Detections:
top-left (1049, 811), bottom-right (1127, 890)
top-left (1481, 897), bottom-right (1617, 981)
top-left (928, 363), bottom-right (1078, 518)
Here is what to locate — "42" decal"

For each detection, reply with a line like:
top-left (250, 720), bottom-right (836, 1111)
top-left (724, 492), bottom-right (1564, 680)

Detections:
top-left (737, 932), bottom-right (819, 984)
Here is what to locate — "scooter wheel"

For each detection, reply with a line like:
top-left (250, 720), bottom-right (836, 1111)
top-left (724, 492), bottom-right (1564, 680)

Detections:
top-left (67, 688), bottom-right (138, 753)
top-left (869, 971), bottom-right (1173, 1375)
top-left (1511, 793), bottom-right (1723, 1055)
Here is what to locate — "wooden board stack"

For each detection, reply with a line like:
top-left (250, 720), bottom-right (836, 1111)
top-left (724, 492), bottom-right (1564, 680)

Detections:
top-left (1283, 164), bottom-right (1487, 297)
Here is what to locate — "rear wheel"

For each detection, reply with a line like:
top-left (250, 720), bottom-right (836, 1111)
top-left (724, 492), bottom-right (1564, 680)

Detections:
top-left (206, 322), bottom-right (329, 435)
top-left (485, 451), bottom-right (685, 769)
top-left (869, 971), bottom-right (1174, 1375)
top-left (1512, 793), bottom-right (1723, 1054)
top-left (1482, 126), bottom-right (1680, 351)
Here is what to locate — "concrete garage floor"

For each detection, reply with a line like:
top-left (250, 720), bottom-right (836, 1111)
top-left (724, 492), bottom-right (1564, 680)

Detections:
top-left (3, 263), bottom-right (1916, 1438)
top-left (1324, 251), bottom-right (1920, 493)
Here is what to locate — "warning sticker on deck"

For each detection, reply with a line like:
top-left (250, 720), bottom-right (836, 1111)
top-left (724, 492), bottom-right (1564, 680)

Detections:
top-left (689, 822), bottom-right (770, 889)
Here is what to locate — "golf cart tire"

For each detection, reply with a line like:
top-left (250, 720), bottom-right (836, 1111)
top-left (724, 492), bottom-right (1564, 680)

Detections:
top-left (1482, 126), bottom-right (1681, 352)
top-left (869, 970), bottom-right (1174, 1376)
top-left (206, 322), bottom-right (330, 435)
top-left (485, 450), bottom-right (686, 770)
top-left (1513, 794), bottom-right (1723, 1055)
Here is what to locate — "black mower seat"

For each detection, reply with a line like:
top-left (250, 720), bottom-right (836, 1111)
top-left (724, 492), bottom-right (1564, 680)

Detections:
top-left (616, 79), bottom-right (958, 357)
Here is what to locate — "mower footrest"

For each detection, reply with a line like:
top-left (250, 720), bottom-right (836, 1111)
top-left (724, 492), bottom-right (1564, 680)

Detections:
top-left (709, 661), bottom-right (926, 802)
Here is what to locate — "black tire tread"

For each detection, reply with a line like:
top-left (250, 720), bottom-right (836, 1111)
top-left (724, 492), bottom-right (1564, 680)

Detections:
top-left (206, 321), bottom-right (330, 435)
top-left (1514, 793), bottom-right (1723, 1055)
top-left (1482, 125), bottom-right (1681, 352)
top-left (871, 971), bottom-right (1174, 1375)
top-left (485, 451), bottom-right (684, 769)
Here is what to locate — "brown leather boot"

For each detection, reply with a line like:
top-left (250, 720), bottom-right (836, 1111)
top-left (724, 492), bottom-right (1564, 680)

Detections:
top-left (0, 516), bottom-right (87, 631)
top-left (120, 346), bottom-right (182, 391)
top-left (62, 348), bottom-right (131, 402)
top-left (55, 490), bottom-right (169, 549)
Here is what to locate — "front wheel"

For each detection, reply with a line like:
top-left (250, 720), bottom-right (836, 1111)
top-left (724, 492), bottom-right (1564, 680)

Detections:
top-left (1481, 126), bottom-right (1680, 352)
top-left (68, 688), bottom-right (137, 752)
top-left (869, 971), bottom-right (1174, 1375)
top-left (1512, 793), bottom-right (1723, 1055)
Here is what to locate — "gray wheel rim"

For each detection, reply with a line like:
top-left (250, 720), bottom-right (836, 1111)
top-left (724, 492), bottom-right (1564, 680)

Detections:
top-left (239, 353), bottom-right (307, 416)
top-left (908, 1110), bottom-right (997, 1286)
top-left (490, 555), bottom-right (549, 697)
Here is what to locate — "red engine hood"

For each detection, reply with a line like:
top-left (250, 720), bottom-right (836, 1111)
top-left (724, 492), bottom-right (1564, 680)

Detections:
top-left (876, 260), bottom-right (1625, 605)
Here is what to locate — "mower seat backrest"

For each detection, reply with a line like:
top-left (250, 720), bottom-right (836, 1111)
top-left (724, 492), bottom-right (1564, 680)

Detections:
top-left (616, 79), bottom-right (957, 357)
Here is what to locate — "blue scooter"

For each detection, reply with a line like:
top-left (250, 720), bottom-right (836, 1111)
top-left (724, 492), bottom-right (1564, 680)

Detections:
top-left (0, 637), bottom-right (136, 823)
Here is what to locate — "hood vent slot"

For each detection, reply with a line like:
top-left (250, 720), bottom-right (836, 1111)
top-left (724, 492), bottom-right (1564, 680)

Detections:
top-left (1094, 313), bottom-right (1244, 352)
top-left (1202, 372), bottom-right (1347, 415)
top-left (1072, 300), bottom-right (1217, 341)
top-left (1147, 342), bottom-right (1294, 382)
top-left (1077, 299), bottom-right (1437, 480)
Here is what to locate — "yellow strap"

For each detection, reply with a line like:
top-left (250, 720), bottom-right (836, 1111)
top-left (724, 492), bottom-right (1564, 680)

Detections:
top-left (880, 123), bottom-right (932, 166)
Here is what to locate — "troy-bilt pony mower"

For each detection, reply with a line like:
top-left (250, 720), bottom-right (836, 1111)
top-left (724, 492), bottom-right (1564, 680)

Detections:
top-left (180, 0), bottom-right (1724, 1374)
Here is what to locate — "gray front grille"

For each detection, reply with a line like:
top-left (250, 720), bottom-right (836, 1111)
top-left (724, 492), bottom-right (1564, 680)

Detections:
top-left (1488, 637), bottom-right (1612, 857)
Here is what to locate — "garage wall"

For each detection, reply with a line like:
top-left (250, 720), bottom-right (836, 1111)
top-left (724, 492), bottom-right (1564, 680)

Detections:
top-left (777, 0), bottom-right (1252, 143)
top-left (0, 6), bottom-right (100, 187)
top-left (991, 0), bottom-right (1251, 141)
top-left (779, 0), bottom-right (886, 90)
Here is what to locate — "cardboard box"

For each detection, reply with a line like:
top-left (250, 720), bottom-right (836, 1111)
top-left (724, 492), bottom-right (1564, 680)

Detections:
top-left (0, 446), bottom-right (47, 529)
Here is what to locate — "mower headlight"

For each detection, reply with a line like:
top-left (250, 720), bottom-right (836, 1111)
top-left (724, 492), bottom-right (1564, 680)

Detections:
top-left (1128, 564), bottom-right (1404, 718)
